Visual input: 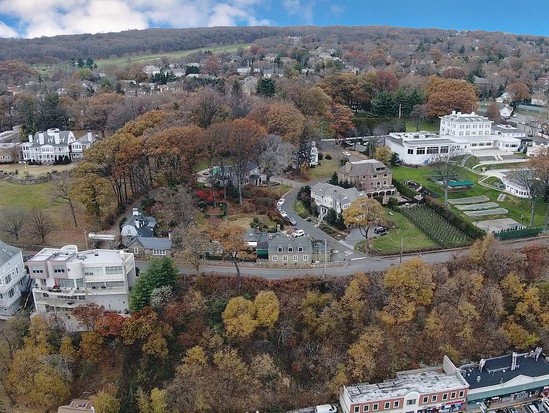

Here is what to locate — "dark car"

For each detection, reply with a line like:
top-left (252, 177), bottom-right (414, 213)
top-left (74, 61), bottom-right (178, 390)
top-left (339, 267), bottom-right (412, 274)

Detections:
top-left (374, 226), bottom-right (388, 235)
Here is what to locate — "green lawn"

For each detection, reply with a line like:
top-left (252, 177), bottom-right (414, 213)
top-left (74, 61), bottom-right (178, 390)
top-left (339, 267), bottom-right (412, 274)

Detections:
top-left (405, 119), bottom-right (440, 132)
top-left (370, 209), bottom-right (439, 254)
top-left (308, 158), bottom-right (339, 179)
top-left (0, 181), bottom-right (55, 209)
top-left (94, 44), bottom-right (250, 69)
top-left (392, 165), bottom-right (547, 226)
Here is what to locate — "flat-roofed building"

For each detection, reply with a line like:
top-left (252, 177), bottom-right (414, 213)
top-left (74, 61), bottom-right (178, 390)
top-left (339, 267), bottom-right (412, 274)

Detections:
top-left (57, 399), bottom-right (94, 413)
top-left (0, 239), bottom-right (28, 316)
top-left (340, 356), bottom-right (469, 413)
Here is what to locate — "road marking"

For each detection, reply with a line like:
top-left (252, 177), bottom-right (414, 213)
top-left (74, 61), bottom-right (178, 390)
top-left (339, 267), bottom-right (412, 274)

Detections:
top-left (350, 257), bottom-right (369, 261)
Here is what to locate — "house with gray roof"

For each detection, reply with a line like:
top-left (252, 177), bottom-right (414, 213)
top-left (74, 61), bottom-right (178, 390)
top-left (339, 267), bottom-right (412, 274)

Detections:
top-left (127, 236), bottom-right (172, 257)
top-left (267, 233), bottom-right (313, 265)
top-left (121, 208), bottom-right (157, 242)
top-left (337, 159), bottom-right (395, 197)
top-left (21, 129), bottom-right (95, 163)
top-left (310, 182), bottom-right (367, 220)
top-left (0, 239), bottom-right (28, 316)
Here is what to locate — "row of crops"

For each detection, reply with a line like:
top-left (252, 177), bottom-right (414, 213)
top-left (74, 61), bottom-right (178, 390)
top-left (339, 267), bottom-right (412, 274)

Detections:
top-left (399, 204), bottom-right (473, 248)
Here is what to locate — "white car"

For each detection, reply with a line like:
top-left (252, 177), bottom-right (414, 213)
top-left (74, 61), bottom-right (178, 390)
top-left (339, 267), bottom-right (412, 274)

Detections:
top-left (315, 405), bottom-right (337, 413)
top-left (277, 198), bottom-right (285, 207)
top-left (279, 210), bottom-right (288, 218)
top-left (291, 229), bottom-right (305, 237)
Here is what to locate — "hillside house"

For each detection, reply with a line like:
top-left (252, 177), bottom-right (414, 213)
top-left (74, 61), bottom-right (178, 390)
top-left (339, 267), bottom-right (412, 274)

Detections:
top-left (310, 182), bottom-right (366, 220)
top-left (21, 129), bottom-right (95, 163)
top-left (337, 159), bottom-right (395, 197)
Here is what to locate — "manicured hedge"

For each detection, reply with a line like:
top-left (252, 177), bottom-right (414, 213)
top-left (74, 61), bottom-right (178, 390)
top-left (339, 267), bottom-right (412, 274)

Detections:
top-left (393, 178), bottom-right (418, 200)
top-left (424, 196), bottom-right (486, 239)
top-left (494, 227), bottom-right (542, 240)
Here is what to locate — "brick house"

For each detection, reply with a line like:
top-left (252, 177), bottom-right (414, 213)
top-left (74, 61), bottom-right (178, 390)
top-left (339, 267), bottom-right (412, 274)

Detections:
top-left (337, 159), bottom-right (396, 197)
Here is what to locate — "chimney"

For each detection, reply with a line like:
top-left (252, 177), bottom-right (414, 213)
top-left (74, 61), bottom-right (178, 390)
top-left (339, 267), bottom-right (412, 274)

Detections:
top-left (132, 208), bottom-right (139, 216)
top-left (28, 134), bottom-right (33, 143)
top-left (39, 132), bottom-right (44, 145)
top-left (87, 130), bottom-right (93, 144)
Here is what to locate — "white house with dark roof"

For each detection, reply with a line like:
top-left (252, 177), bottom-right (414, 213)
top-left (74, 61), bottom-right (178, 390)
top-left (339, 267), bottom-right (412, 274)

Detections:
top-left (0, 240), bottom-right (28, 316)
top-left (21, 129), bottom-right (95, 163)
top-left (121, 208), bottom-right (157, 243)
top-left (310, 182), bottom-right (366, 220)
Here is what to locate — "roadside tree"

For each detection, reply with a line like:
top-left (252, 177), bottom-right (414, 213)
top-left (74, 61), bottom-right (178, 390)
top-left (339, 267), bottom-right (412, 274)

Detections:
top-left (342, 198), bottom-right (385, 253)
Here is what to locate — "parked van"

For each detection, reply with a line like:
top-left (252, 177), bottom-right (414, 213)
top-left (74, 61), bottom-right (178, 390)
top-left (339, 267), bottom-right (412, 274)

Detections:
top-left (315, 405), bottom-right (337, 413)
top-left (526, 404), bottom-right (539, 413)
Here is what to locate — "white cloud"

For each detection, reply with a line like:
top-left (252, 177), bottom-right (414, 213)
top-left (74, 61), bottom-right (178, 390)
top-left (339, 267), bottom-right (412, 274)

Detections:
top-left (282, 0), bottom-right (314, 24)
top-left (0, 0), bottom-right (271, 38)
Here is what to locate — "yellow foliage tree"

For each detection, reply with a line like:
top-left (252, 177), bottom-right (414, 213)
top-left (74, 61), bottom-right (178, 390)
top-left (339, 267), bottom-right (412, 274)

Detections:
top-left (90, 390), bottom-right (121, 413)
top-left (343, 198), bottom-right (386, 252)
top-left (254, 290), bottom-right (280, 328)
top-left (374, 146), bottom-right (392, 165)
top-left (347, 327), bottom-right (383, 382)
top-left (222, 296), bottom-right (257, 339)
top-left (501, 317), bottom-right (539, 349)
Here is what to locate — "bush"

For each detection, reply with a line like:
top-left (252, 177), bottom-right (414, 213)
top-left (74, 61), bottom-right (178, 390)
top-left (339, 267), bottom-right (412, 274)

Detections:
top-left (318, 153), bottom-right (324, 161)
top-left (392, 178), bottom-right (417, 200)
top-left (387, 197), bottom-right (399, 209)
top-left (325, 154), bottom-right (332, 160)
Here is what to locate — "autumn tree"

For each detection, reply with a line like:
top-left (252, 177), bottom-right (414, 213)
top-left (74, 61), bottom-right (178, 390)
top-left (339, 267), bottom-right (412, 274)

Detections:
top-left (342, 198), bottom-right (386, 253)
top-left (207, 221), bottom-right (246, 292)
top-left (0, 208), bottom-right (26, 241)
top-left (347, 326), bottom-right (383, 382)
top-left (173, 224), bottom-right (210, 275)
top-left (486, 101), bottom-right (501, 123)
top-left (506, 82), bottom-right (531, 108)
top-left (80, 93), bottom-right (125, 136)
top-left (190, 87), bottom-right (227, 128)
top-left (130, 257), bottom-right (179, 312)
top-left (28, 207), bottom-right (55, 244)
top-left (121, 308), bottom-right (172, 359)
top-left (327, 103), bottom-right (355, 144)
top-left (90, 390), bottom-right (121, 413)
top-left (253, 290), bottom-right (280, 328)
top-left (222, 296), bottom-right (257, 339)
top-left (51, 176), bottom-right (79, 227)
top-left (425, 76), bottom-right (478, 117)
top-left (248, 102), bottom-right (304, 146)
top-left (374, 146), bottom-right (392, 165)
top-left (256, 134), bottom-right (295, 183)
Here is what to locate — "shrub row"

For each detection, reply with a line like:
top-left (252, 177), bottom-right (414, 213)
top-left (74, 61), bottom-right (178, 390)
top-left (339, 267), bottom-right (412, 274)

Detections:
top-left (392, 178), bottom-right (417, 200)
top-left (424, 196), bottom-right (486, 239)
top-left (494, 227), bottom-right (542, 240)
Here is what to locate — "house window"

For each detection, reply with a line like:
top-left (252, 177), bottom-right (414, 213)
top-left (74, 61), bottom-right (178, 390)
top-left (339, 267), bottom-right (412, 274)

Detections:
top-left (440, 146), bottom-right (449, 153)
top-left (458, 391), bottom-right (464, 398)
top-left (106, 281), bottom-right (125, 288)
top-left (450, 392), bottom-right (456, 399)
top-left (442, 394), bottom-right (448, 401)
top-left (84, 267), bottom-right (102, 276)
top-left (8, 289), bottom-right (14, 298)
top-left (4, 274), bottom-right (11, 284)
top-left (416, 147), bottom-right (425, 154)
top-left (422, 397), bottom-right (428, 404)
top-left (407, 149), bottom-right (413, 154)
top-left (407, 400), bottom-right (416, 405)
top-left (277, 244), bottom-right (283, 253)
top-left (394, 401), bottom-right (400, 408)
top-left (384, 402), bottom-right (390, 409)
top-left (298, 245), bottom-right (303, 252)
top-left (282, 255), bottom-right (288, 262)
top-left (53, 267), bottom-right (65, 274)
top-left (373, 404), bottom-right (378, 411)
top-left (134, 247), bottom-right (139, 254)
top-left (364, 406), bottom-right (369, 412)
top-left (303, 255), bottom-right (309, 261)
top-left (58, 279), bottom-right (74, 288)
top-left (426, 147), bottom-right (439, 154)
top-left (431, 395), bottom-right (437, 402)
top-left (355, 407), bottom-right (360, 413)
top-left (372, 175), bottom-right (378, 178)
top-left (105, 266), bottom-right (123, 274)
top-left (0, 293), bottom-right (3, 300)
top-left (288, 245), bottom-right (293, 253)
top-left (152, 249), bottom-right (166, 256)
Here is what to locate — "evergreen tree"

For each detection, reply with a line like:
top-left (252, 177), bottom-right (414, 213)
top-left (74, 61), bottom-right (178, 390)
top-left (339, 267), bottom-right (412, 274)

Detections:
top-left (371, 91), bottom-right (396, 117)
top-left (130, 257), bottom-right (178, 312)
top-left (328, 172), bottom-right (339, 186)
top-left (256, 78), bottom-right (276, 97)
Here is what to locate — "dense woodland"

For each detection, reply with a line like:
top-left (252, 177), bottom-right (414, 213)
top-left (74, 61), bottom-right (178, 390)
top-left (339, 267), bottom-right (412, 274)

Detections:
top-left (1, 25), bottom-right (549, 412)
top-left (2, 239), bottom-right (549, 412)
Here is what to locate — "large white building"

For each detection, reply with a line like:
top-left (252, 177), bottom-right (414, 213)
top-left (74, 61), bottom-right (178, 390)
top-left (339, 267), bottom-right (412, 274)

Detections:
top-left (21, 129), bottom-right (95, 163)
top-left (28, 245), bottom-right (136, 325)
top-left (0, 240), bottom-right (28, 316)
top-left (387, 112), bottom-right (524, 165)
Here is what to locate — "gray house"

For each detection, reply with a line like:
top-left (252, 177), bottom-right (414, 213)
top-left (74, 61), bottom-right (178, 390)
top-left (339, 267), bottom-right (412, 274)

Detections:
top-left (310, 182), bottom-right (366, 220)
top-left (267, 233), bottom-right (312, 265)
top-left (337, 159), bottom-right (395, 197)
top-left (121, 208), bottom-right (157, 244)
top-left (127, 237), bottom-right (172, 257)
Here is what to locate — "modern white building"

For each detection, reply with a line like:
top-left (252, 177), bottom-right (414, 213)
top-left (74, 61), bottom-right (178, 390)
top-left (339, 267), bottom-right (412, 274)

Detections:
top-left (310, 182), bottom-right (366, 220)
top-left (387, 112), bottom-right (524, 165)
top-left (21, 129), bottom-right (95, 163)
top-left (28, 245), bottom-right (136, 325)
top-left (0, 240), bottom-right (28, 316)
top-left (501, 170), bottom-right (532, 198)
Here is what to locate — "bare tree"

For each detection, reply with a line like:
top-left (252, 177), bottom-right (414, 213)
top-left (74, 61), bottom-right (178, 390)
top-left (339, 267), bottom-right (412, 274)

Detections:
top-left (173, 224), bottom-right (210, 276)
top-left (28, 208), bottom-right (55, 244)
top-left (430, 146), bottom-right (464, 204)
top-left (256, 134), bottom-right (295, 184)
top-left (154, 185), bottom-right (195, 230)
top-left (51, 177), bottom-right (78, 227)
top-left (0, 208), bottom-right (26, 241)
top-left (509, 168), bottom-right (544, 226)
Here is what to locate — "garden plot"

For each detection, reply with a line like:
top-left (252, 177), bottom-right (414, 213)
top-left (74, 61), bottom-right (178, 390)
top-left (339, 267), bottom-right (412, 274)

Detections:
top-left (464, 208), bottom-right (508, 217)
top-left (455, 202), bottom-right (499, 211)
top-left (447, 196), bottom-right (489, 205)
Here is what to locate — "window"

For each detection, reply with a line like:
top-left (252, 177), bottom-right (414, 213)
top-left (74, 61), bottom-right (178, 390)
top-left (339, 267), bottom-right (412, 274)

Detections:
top-left (58, 279), bottom-right (74, 288)
top-left (416, 147), bottom-right (425, 154)
top-left (384, 402), bottom-right (390, 409)
top-left (84, 267), bottom-right (103, 276)
top-left (442, 394), bottom-right (448, 401)
top-left (394, 401), bottom-right (400, 408)
top-left (451, 392), bottom-right (456, 399)
top-left (303, 255), bottom-right (309, 261)
top-left (152, 249), bottom-right (166, 255)
top-left (4, 274), bottom-right (11, 284)
top-left (355, 407), bottom-right (360, 413)
top-left (31, 268), bottom-right (44, 274)
top-left (298, 245), bottom-right (304, 252)
top-left (364, 406), bottom-right (369, 412)
top-left (282, 255), bottom-right (288, 262)
top-left (407, 149), bottom-right (413, 154)
top-left (272, 256), bottom-right (278, 262)
top-left (8, 289), bottom-right (14, 298)
top-left (458, 391), bottom-right (464, 398)
top-left (53, 267), bottom-right (65, 273)
top-left (277, 244), bottom-right (283, 253)
top-left (106, 281), bottom-right (125, 288)
top-left (293, 255), bottom-right (298, 262)
top-left (373, 404), bottom-right (378, 411)
top-left (422, 397), bottom-right (428, 404)
top-left (372, 175), bottom-right (378, 178)
top-left (431, 395), bottom-right (437, 402)
top-left (426, 147), bottom-right (439, 154)
top-left (407, 400), bottom-right (416, 405)
top-left (288, 245), bottom-right (293, 253)
top-left (105, 266), bottom-right (123, 274)
top-left (440, 146), bottom-right (449, 153)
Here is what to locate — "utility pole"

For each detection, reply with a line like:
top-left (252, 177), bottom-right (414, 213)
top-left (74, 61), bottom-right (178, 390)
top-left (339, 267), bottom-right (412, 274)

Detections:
top-left (323, 239), bottom-right (328, 276)
top-left (399, 237), bottom-right (403, 264)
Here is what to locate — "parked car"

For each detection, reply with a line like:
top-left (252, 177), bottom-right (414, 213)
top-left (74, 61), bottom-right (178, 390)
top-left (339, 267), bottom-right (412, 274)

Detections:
top-left (291, 229), bottom-right (305, 237)
top-left (288, 217), bottom-right (297, 226)
top-left (277, 198), bottom-right (285, 207)
top-left (342, 151), bottom-right (351, 157)
top-left (374, 226), bottom-right (388, 235)
top-left (315, 405), bottom-right (337, 413)
top-left (526, 404), bottom-right (539, 413)
top-left (279, 210), bottom-right (288, 218)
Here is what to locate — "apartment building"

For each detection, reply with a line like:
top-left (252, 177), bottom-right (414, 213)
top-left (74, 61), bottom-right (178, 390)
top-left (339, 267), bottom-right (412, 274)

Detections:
top-left (0, 240), bottom-right (28, 316)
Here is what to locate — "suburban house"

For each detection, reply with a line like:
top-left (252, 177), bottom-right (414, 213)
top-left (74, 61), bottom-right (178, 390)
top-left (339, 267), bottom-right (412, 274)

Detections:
top-left (21, 129), bottom-right (95, 163)
top-left (387, 112), bottom-right (524, 165)
top-left (310, 182), bottom-right (366, 220)
top-left (0, 142), bottom-right (20, 163)
top-left (340, 356), bottom-right (469, 413)
top-left (268, 233), bottom-right (313, 265)
top-left (127, 236), bottom-right (172, 257)
top-left (0, 240), bottom-right (28, 316)
top-left (499, 105), bottom-right (513, 119)
top-left (121, 208), bottom-right (157, 244)
top-left (337, 159), bottom-right (396, 198)
top-left (28, 245), bottom-right (136, 329)
top-left (211, 162), bottom-right (264, 187)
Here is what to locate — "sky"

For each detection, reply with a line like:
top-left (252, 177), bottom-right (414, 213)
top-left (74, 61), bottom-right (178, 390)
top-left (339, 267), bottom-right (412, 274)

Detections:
top-left (0, 0), bottom-right (548, 39)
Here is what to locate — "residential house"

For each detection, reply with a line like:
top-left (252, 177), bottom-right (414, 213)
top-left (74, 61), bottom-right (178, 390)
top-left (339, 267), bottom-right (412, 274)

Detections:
top-left (0, 143), bottom-right (20, 163)
top-left (268, 233), bottom-right (312, 265)
top-left (127, 236), bottom-right (172, 257)
top-left (212, 162), bottom-right (264, 187)
top-left (237, 67), bottom-right (251, 76)
top-left (337, 159), bottom-right (395, 197)
top-left (121, 208), bottom-right (157, 244)
top-left (340, 356), bottom-right (469, 413)
top-left (499, 105), bottom-right (513, 119)
top-left (531, 94), bottom-right (547, 106)
top-left (245, 228), bottom-right (270, 259)
top-left (502, 170), bottom-right (531, 198)
top-left (142, 65), bottom-right (161, 76)
top-left (28, 245), bottom-right (136, 329)
top-left (21, 129), bottom-right (95, 163)
top-left (242, 76), bottom-right (258, 96)
top-left (0, 239), bottom-right (28, 316)
top-left (58, 399), bottom-right (95, 413)
top-left (310, 182), bottom-right (366, 220)
top-left (387, 112), bottom-right (523, 165)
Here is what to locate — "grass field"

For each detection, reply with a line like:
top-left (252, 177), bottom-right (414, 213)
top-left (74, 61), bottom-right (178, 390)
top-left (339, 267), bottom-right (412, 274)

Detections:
top-left (94, 43), bottom-right (250, 69)
top-left (370, 209), bottom-right (438, 254)
top-left (308, 158), bottom-right (339, 179)
top-left (405, 119), bottom-right (440, 132)
top-left (392, 165), bottom-right (547, 226)
top-left (0, 163), bottom-right (75, 177)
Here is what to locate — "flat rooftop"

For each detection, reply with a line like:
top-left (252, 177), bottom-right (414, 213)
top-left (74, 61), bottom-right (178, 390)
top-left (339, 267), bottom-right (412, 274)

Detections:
top-left (28, 247), bottom-right (126, 265)
top-left (460, 350), bottom-right (549, 390)
top-left (345, 367), bottom-right (467, 403)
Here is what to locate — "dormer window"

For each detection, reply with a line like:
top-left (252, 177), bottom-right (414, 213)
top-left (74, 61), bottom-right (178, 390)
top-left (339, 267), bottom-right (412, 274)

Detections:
top-left (288, 245), bottom-right (293, 253)
top-left (277, 244), bottom-right (283, 253)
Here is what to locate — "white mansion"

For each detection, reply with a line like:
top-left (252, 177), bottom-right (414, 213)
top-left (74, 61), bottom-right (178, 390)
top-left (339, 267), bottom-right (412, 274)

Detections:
top-left (21, 129), bottom-right (96, 163)
top-left (387, 111), bottom-right (525, 165)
